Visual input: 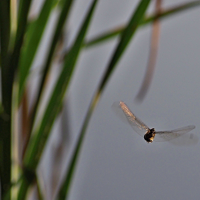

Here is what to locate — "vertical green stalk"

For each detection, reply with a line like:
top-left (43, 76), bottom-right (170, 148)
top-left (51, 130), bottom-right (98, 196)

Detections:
top-left (0, 0), bottom-right (11, 198)
top-left (0, 0), bottom-right (32, 198)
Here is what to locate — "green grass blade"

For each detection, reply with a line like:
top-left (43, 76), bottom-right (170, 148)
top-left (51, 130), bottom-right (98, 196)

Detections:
top-left (18, 0), bottom-right (58, 101)
top-left (1, 3), bottom-right (32, 198)
top-left (56, 95), bottom-right (98, 200)
top-left (0, 0), bottom-right (10, 70)
top-left (17, 0), bottom-right (98, 199)
top-left (0, 1), bottom-right (28, 199)
top-left (143, 0), bottom-right (200, 24)
top-left (29, 0), bottom-right (74, 132)
top-left (84, 1), bottom-right (200, 48)
top-left (9, 0), bottom-right (32, 80)
top-left (98, 0), bottom-right (151, 92)
top-left (57, 0), bottom-right (150, 199)
top-left (25, 0), bottom-right (98, 169)
top-left (5, 0), bottom-right (32, 116)
top-left (0, 3), bottom-right (11, 196)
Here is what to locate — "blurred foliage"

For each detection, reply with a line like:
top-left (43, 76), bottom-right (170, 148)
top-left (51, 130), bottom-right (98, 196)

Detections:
top-left (0, 0), bottom-right (199, 199)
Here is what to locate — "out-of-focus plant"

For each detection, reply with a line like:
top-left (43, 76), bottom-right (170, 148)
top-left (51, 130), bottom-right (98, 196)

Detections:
top-left (0, 0), bottom-right (199, 199)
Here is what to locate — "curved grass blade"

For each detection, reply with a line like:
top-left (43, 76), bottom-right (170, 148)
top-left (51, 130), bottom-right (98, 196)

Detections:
top-left (56, 95), bottom-right (98, 200)
top-left (21, 0), bottom-right (74, 162)
top-left (98, 0), bottom-right (151, 92)
top-left (28, 0), bottom-right (74, 134)
top-left (18, 0), bottom-right (58, 102)
top-left (57, 0), bottom-right (151, 199)
top-left (17, 1), bottom-right (98, 199)
top-left (135, 0), bottom-right (161, 102)
top-left (84, 1), bottom-right (200, 48)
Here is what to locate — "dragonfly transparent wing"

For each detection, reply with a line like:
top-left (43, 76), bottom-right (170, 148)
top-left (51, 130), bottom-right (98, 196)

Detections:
top-left (112, 101), bottom-right (149, 136)
top-left (154, 125), bottom-right (195, 142)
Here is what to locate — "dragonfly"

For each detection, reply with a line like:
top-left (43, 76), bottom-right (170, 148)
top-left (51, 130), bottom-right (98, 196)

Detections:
top-left (113, 101), bottom-right (195, 143)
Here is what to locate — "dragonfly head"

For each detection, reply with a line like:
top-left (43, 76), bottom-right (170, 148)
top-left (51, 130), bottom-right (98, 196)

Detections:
top-left (144, 128), bottom-right (156, 143)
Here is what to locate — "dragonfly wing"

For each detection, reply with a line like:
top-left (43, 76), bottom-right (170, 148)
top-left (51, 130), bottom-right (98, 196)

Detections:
top-left (154, 125), bottom-right (195, 142)
top-left (113, 101), bottom-right (149, 136)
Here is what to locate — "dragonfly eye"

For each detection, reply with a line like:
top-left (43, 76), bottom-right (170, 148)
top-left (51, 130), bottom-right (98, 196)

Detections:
top-left (150, 128), bottom-right (155, 133)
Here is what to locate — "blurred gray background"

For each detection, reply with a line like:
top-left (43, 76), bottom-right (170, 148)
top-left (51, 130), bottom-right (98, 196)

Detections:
top-left (33, 0), bottom-right (200, 199)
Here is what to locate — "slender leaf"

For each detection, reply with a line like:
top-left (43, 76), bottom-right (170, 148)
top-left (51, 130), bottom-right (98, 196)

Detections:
top-left (22, 0), bottom-right (74, 164)
top-left (0, 1), bottom-right (11, 198)
top-left (29, 0), bottom-right (74, 133)
top-left (10, 0), bottom-right (32, 82)
top-left (57, 0), bottom-right (150, 199)
top-left (84, 1), bottom-right (200, 48)
top-left (17, 0), bottom-right (98, 199)
top-left (0, 0), bottom-right (10, 70)
top-left (0, 0), bottom-right (32, 199)
top-left (6, 0), bottom-right (32, 116)
top-left (98, 0), bottom-right (151, 92)
top-left (135, 0), bottom-right (162, 102)
top-left (18, 0), bottom-right (58, 101)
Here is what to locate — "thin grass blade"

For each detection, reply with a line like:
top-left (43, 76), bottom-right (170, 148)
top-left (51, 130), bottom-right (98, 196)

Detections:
top-left (18, 0), bottom-right (58, 101)
top-left (0, 0), bottom-right (10, 70)
top-left (98, 0), bottom-right (151, 92)
top-left (57, 0), bottom-right (150, 199)
top-left (0, 1), bottom-right (11, 198)
top-left (0, 0), bottom-right (32, 199)
top-left (21, 0), bottom-right (74, 163)
top-left (9, 0), bottom-right (32, 82)
top-left (84, 1), bottom-right (200, 48)
top-left (17, 1), bottom-right (98, 199)
top-left (29, 0), bottom-right (74, 133)
top-left (135, 0), bottom-right (162, 102)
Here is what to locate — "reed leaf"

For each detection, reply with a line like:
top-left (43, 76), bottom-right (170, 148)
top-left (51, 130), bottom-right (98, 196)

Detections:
top-left (17, 0), bottom-right (98, 199)
top-left (57, 0), bottom-right (151, 199)
top-left (84, 1), bottom-right (200, 48)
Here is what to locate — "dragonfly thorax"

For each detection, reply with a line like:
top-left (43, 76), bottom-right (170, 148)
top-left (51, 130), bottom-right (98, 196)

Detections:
top-left (144, 128), bottom-right (156, 143)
